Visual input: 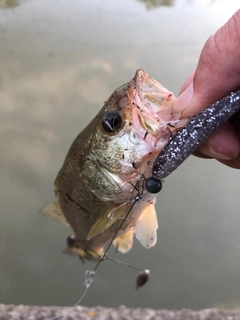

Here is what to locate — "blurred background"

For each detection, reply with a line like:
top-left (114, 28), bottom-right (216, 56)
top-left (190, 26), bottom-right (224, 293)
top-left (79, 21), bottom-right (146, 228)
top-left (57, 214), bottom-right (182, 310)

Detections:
top-left (0, 0), bottom-right (240, 311)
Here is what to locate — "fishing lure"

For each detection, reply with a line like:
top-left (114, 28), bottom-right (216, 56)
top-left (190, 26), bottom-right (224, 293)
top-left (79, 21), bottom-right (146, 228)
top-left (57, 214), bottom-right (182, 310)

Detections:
top-left (146, 89), bottom-right (240, 190)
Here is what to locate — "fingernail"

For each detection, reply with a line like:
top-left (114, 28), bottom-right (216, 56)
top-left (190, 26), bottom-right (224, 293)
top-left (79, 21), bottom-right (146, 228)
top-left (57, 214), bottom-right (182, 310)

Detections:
top-left (198, 145), bottom-right (232, 160)
top-left (173, 82), bottom-right (194, 113)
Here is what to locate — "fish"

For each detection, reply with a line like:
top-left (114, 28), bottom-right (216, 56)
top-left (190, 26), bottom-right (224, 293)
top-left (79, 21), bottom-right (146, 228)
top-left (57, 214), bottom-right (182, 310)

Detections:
top-left (44, 69), bottom-right (191, 260)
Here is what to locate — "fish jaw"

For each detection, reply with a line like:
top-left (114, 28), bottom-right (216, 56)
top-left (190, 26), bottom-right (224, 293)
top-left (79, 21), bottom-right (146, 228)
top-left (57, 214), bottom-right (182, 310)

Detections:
top-left (134, 68), bottom-right (178, 121)
top-left (124, 69), bottom-right (190, 150)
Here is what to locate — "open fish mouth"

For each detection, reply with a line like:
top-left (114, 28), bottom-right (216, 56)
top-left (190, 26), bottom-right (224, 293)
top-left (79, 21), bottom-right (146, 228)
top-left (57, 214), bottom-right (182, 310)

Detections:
top-left (126, 69), bottom-right (190, 145)
top-left (134, 69), bottom-right (178, 120)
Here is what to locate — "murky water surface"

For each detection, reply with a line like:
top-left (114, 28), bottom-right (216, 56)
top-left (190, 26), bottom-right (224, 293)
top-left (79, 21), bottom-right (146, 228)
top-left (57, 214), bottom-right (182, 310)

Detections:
top-left (1, 0), bottom-right (240, 310)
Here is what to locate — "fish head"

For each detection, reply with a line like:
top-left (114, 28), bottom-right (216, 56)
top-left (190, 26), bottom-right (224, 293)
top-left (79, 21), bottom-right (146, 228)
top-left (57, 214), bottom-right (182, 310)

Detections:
top-left (92, 69), bottom-right (189, 182)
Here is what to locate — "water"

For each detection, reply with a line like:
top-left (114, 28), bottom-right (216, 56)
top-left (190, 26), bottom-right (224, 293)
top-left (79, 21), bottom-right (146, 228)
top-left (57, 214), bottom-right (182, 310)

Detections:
top-left (0, 0), bottom-right (240, 310)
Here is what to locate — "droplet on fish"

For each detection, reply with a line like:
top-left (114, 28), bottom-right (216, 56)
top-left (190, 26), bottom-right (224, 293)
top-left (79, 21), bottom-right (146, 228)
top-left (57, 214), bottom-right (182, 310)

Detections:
top-left (136, 269), bottom-right (150, 290)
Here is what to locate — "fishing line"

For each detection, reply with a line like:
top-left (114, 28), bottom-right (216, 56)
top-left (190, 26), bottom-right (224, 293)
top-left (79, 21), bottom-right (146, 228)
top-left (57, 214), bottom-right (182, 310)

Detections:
top-left (46, 190), bottom-right (146, 320)
top-left (105, 256), bottom-right (146, 272)
top-left (91, 198), bottom-right (138, 273)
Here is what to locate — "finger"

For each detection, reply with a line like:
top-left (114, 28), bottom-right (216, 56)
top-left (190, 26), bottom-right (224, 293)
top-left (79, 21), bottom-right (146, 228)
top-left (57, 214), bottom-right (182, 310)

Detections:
top-left (173, 72), bottom-right (195, 114)
top-left (218, 153), bottom-right (240, 169)
top-left (178, 71), bottom-right (195, 95)
top-left (197, 122), bottom-right (240, 160)
top-left (181, 9), bottom-right (240, 118)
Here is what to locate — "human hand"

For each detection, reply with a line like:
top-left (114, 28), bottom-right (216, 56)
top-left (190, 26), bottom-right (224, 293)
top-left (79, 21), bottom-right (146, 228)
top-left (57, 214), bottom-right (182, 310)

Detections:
top-left (174, 10), bottom-right (240, 169)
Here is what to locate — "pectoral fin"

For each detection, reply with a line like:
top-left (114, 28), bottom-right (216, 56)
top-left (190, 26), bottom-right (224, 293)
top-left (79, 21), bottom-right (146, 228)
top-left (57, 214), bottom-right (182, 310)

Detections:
top-left (42, 201), bottom-right (69, 226)
top-left (87, 202), bottom-right (127, 240)
top-left (113, 228), bottom-right (134, 253)
top-left (135, 200), bottom-right (158, 248)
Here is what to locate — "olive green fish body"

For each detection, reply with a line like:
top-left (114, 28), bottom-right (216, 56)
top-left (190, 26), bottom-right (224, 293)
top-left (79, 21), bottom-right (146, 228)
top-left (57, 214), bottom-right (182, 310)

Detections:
top-left (45, 69), bottom-right (190, 259)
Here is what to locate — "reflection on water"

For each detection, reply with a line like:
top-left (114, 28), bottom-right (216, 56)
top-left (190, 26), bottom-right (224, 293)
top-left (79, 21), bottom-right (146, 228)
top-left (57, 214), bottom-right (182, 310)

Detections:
top-left (137, 0), bottom-right (217, 9)
top-left (137, 0), bottom-right (175, 9)
top-left (0, 0), bottom-right (19, 9)
top-left (0, 0), bottom-right (240, 311)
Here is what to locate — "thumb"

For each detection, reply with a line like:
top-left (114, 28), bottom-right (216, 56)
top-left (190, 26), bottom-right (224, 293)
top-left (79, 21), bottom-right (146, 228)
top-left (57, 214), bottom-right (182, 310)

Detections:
top-left (178, 9), bottom-right (240, 118)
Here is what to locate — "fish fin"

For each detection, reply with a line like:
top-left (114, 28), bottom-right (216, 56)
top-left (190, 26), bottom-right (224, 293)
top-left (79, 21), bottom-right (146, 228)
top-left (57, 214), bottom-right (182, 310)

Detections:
top-left (87, 203), bottom-right (127, 240)
top-left (63, 247), bottom-right (103, 261)
top-left (135, 200), bottom-right (158, 248)
top-left (113, 228), bottom-right (134, 253)
top-left (54, 174), bottom-right (60, 196)
top-left (42, 201), bottom-right (69, 226)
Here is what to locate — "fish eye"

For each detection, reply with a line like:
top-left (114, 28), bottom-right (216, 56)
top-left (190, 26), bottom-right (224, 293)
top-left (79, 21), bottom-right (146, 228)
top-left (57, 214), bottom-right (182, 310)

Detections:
top-left (101, 111), bottom-right (122, 133)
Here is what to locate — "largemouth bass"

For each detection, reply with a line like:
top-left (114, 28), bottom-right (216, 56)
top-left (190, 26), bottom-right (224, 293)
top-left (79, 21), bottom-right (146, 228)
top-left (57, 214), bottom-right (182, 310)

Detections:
top-left (44, 69), bottom-right (190, 260)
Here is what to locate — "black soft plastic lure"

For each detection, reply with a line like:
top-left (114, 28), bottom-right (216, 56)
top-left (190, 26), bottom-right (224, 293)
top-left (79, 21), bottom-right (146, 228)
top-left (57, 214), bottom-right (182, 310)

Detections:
top-left (145, 90), bottom-right (240, 193)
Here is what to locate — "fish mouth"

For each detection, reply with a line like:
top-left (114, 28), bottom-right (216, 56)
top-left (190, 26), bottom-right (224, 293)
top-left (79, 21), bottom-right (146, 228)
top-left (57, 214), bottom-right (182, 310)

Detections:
top-left (127, 69), bottom-right (180, 141)
top-left (134, 69), bottom-right (176, 118)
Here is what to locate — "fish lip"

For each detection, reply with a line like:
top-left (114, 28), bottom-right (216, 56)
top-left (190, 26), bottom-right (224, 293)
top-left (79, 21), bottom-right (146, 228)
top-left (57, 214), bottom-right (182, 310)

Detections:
top-left (134, 69), bottom-right (148, 87)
